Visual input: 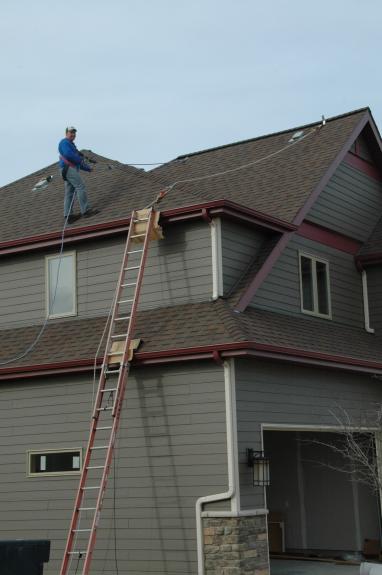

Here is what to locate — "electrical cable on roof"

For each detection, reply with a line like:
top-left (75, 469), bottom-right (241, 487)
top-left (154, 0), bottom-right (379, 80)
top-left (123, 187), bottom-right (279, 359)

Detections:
top-left (159, 121), bottom-right (323, 197)
top-left (1, 116), bottom-right (325, 368)
top-left (0, 194), bottom-right (77, 366)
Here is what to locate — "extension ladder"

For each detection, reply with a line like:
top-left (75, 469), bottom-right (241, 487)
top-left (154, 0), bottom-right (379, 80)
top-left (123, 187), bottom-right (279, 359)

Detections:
top-left (60, 208), bottom-right (163, 575)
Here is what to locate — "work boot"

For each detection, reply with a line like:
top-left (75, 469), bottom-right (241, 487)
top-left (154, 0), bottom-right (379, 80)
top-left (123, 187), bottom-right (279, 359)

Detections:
top-left (83, 208), bottom-right (100, 218)
top-left (66, 213), bottom-right (81, 224)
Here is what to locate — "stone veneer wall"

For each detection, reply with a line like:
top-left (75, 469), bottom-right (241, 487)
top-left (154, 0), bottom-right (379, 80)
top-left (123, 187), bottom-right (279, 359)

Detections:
top-left (203, 514), bottom-right (269, 574)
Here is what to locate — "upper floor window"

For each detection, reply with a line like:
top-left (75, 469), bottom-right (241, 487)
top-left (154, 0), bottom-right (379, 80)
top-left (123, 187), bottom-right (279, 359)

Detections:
top-left (299, 253), bottom-right (331, 319)
top-left (46, 252), bottom-right (77, 318)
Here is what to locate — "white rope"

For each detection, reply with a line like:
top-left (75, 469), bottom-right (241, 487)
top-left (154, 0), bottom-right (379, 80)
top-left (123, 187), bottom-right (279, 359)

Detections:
top-left (164, 125), bottom-right (319, 192)
top-left (0, 193), bottom-right (77, 366)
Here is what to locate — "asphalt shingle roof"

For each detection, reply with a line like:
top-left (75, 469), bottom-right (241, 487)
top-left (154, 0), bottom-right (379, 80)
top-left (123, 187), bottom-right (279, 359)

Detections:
top-left (1, 108), bottom-right (381, 376)
top-left (0, 301), bottom-right (380, 372)
top-left (151, 109), bottom-right (368, 223)
top-left (0, 109), bottom-right (370, 245)
top-left (0, 155), bottom-right (164, 244)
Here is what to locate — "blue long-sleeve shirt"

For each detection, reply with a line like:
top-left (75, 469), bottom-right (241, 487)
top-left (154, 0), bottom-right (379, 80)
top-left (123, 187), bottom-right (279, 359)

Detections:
top-left (58, 138), bottom-right (91, 171)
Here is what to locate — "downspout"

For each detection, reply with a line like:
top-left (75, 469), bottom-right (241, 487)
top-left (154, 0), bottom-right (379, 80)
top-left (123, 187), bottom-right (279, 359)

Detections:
top-left (195, 359), bottom-right (239, 575)
top-left (361, 268), bottom-right (375, 334)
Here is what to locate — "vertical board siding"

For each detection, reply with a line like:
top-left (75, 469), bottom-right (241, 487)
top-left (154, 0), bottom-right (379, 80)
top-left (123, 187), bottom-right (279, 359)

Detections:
top-left (367, 265), bottom-right (382, 332)
top-left (235, 358), bottom-right (382, 511)
top-left (307, 162), bottom-right (382, 241)
top-left (0, 363), bottom-right (227, 575)
top-left (0, 221), bottom-right (213, 329)
top-left (220, 220), bottom-right (266, 296)
top-left (251, 235), bottom-right (364, 328)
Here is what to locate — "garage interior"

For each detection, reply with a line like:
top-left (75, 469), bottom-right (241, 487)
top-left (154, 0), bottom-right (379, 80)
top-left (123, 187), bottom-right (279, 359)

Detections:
top-left (264, 430), bottom-right (381, 573)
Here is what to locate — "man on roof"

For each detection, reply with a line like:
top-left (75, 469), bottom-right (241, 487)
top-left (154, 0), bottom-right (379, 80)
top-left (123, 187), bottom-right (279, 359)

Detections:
top-left (58, 127), bottom-right (99, 224)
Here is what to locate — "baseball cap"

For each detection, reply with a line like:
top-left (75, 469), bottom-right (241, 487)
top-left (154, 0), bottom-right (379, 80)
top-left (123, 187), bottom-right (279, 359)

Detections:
top-left (66, 126), bottom-right (77, 133)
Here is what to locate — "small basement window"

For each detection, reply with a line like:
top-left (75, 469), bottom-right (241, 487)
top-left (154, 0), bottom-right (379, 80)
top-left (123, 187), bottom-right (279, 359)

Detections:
top-left (46, 252), bottom-right (77, 318)
top-left (28, 449), bottom-right (82, 476)
top-left (299, 252), bottom-right (331, 318)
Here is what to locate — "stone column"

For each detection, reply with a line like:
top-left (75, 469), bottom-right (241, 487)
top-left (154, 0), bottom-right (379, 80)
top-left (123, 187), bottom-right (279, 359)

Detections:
top-left (203, 514), bottom-right (269, 574)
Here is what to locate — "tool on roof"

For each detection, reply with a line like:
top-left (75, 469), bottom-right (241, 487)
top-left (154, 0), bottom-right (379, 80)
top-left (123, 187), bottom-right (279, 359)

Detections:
top-left (32, 175), bottom-right (54, 192)
top-left (59, 208), bottom-right (164, 575)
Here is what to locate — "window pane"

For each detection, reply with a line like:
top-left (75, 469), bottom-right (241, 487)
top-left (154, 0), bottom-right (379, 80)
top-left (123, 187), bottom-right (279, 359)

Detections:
top-left (30, 451), bottom-right (81, 474)
top-left (301, 256), bottom-right (314, 311)
top-left (48, 255), bottom-right (75, 316)
top-left (316, 261), bottom-right (329, 315)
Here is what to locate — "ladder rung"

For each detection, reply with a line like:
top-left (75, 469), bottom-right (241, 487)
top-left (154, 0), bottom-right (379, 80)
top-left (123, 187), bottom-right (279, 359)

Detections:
top-left (133, 217), bottom-right (149, 222)
top-left (68, 551), bottom-right (87, 555)
top-left (91, 445), bottom-right (109, 450)
top-left (105, 369), bottom-right (120, 375)
top-left (101, 387), bottom-right (117, 393)
top-left (124, 265), bottom-right (140, 270)
top-left (87, 465), bottom-right (105, 469)
top-left (114, 316), bottom-right (130, 322)
top-left (97, 426), bottom-right (113, 431)
top-left (111, 333), bottom-right (128, 339)
top-left (73, 529), bottom-right (92, 533)
top-left (127, 249), bottom-right (143, 254)
top-left (118, 299), bottom-right (134, 304)
top-left (121, 282), bottom-right (136, 287)
top-left (131, 234), bottom-right (146, 238)
top-left (96, 406), bottom-right (113, 410)
top-left (78, 507), bottom-right (96, 511)
top-left (82, 486), bottom-right (101, 490)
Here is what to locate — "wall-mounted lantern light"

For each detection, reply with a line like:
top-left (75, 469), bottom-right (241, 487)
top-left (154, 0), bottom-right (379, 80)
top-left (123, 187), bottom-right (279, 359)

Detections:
top-left (246, 448), bottom-right (270, 487)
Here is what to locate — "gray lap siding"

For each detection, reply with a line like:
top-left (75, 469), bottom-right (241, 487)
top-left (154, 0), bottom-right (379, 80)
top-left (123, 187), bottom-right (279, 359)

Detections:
top-left (235, 358), bottom-right (382, 511)
top-left (307, 161), bottom-right (382, 241)
top-left (0, 220), bottom-right (213, 329)
top-left (0, 362), bottom-right (227, 575)
top-left (220, 219), bottom-right (266, 296)
top-left (251, 235), bottom-right (364, 328)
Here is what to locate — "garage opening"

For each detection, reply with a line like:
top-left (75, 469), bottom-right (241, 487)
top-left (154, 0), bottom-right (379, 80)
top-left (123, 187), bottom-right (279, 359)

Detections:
top-left (264, 430), bottom-right (381, 560)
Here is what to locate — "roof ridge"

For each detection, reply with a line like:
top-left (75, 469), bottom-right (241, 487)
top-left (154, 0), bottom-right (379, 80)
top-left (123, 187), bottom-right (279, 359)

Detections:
top-left (171, 107), bottom-right (370, 161)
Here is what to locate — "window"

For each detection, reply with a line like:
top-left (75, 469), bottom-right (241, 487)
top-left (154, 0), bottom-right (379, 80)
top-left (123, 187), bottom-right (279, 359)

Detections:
top-left (299, 253), bottom-right (331, 318)
top-left (28, 449), bottom-right (82, 477)
top-left (46, 252), bottom-right (76, 318)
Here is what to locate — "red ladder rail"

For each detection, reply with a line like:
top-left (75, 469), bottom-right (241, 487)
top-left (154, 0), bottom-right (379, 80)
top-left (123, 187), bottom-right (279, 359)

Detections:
top-left (60, 208), bottom-right (161, 575)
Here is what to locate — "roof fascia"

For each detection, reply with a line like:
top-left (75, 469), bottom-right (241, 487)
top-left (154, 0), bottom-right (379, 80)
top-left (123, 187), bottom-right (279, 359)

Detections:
top-left (356, 253), bottom-right (382, 266)
top-left (297, 222), bottom-right (362, 255)
top-left (0, 200), bottom-right (295, 257)
top-left (1, 340), bottom-right (381, 380)
top-left (234, 111), bottom-right (372, 312)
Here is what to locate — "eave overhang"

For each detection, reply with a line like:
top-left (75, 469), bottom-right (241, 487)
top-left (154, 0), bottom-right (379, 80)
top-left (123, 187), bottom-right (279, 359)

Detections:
top-left (0, 200), bottom-right (295, 257)
top-left (1, 341), bottom-right (381, 381)
top-left (356, 253), bottom-right (382, 267)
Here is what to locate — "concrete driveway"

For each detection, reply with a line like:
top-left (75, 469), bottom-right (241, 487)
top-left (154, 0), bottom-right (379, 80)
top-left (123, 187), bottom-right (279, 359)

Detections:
top-left (271, 559), bottom-right (360, 575)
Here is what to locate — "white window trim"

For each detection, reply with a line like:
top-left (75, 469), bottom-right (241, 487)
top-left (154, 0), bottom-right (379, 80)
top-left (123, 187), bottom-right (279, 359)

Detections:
top-left (27, 447), bottom-right (83, 477)
top-left (45, 251), bottom-right (77, 319)
top-left (211, 217), bottom-right (223, 299)
top-left (298, 251), bottom-right (332, 319)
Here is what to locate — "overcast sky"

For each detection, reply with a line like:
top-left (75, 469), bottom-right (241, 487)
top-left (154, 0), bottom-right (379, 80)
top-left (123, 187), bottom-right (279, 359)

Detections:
top-left (1, 0), bottom-right (381, 187)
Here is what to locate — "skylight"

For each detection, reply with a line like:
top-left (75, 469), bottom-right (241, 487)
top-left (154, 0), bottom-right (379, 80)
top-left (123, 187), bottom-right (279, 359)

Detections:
top-left (288, 130), bottom-right (305, 143)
